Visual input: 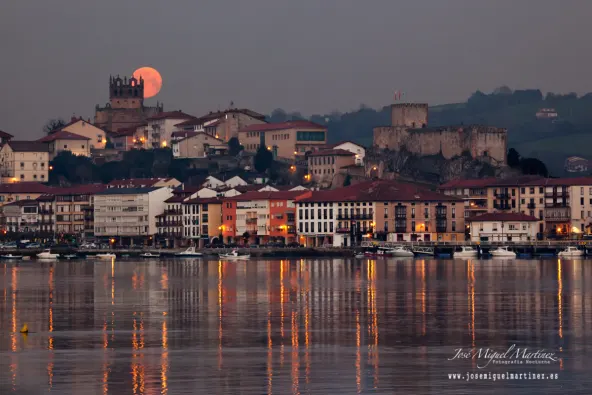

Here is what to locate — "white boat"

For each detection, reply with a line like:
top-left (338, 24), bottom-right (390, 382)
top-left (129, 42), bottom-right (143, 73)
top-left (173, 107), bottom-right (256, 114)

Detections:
top-left (490, 246), bottom-right (516, 258)
top-left (354, 253), bottom-right (365, 258)
top-left (558, 246), bottom-right (584, 258)
top-left (95, 253), bottom-right (116, 260)
top-left (219, 250), bottom-right (250, 260)
top-left (1, 254), bottom-right (23, 260)
top-left (454, 246), bottom-right (478, 259)
top-left (390, 246), bottom-right (415, 257)
top-left (37, 249), bottom-right (60, 259)
top-left (175, 246), bottom-right (203, 257)
top-left (412, 246), bottom-right (435, 256)
top-left (140, 252), bottom-right (160, 258)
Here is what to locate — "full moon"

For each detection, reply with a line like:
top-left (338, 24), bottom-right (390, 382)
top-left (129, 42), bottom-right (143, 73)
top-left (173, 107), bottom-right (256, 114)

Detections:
top-left (132, 67), bottom-right (162, 98)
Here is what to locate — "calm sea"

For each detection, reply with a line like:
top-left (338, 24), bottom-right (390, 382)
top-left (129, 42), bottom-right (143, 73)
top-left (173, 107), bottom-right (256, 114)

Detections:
top-left (0, 258), bottom-right (587, 394)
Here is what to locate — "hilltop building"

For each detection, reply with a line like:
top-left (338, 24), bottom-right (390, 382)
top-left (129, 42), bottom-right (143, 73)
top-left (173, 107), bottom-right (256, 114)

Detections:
top-left (94, 75), bottom-right (164, 133)
top-left (175, 108), bottom-right (267, 142)
top-left (373, 103), bottom-right (507, 165)
top-left (0, 141), bottom-right (49, 183)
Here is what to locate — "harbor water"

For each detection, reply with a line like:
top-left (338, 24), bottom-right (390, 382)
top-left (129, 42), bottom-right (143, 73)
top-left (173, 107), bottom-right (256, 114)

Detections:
top-left (0, 257), bottom-right (588, 394)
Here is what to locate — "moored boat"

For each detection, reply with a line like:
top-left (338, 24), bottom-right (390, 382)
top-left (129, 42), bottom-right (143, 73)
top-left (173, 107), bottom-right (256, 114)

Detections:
top-left (1, 254), bottom-right (23, 260)
top-left (140, 252), bottom-right (160, 258)
top-left (490, 246), bottom-right (516, 258)
top-left (219, 250), bottom-right (250, 260)
top-left (558, 246), bottom-right (584, 258)
top-left (175, 246), bottom-right (203, 257)
top-left (390, 246), bottom-right (415, 257)
top-left (364, 246), bottom-right (396, 257)
top-left (37, 249), bottom-right (60, 259)
top-left (454, 246), bottom-right (478, 259)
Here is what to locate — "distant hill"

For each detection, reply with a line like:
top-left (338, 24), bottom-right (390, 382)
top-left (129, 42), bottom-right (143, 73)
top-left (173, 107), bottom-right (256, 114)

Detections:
top-left (269, 87), bottom-right (592, 176)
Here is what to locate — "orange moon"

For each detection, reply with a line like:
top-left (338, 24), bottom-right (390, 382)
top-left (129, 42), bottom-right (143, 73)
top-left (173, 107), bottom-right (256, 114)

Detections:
top-left (132, 67), bottom-right (162, 98)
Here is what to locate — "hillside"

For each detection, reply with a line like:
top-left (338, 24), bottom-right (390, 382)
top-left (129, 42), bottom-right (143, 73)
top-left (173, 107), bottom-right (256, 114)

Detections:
top-left (270, 88), bottom-right (592, 176)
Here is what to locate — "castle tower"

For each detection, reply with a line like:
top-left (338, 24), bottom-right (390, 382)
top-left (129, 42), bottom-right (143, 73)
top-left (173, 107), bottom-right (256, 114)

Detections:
top-left (391, 103), bottom-right (428, 128)
top-left (109, 75), bottom-right (144, 109)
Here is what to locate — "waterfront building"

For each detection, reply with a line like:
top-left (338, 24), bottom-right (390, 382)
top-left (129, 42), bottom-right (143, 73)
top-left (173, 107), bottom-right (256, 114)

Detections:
top-left (53, 185), bottom-right (106, 239)
top-left (174, 108), bottom-right (267, 142)
top-left (0, 141), bottom-right (50, 183)
top-left (223, 190), bottom-right (309, 244)
top-left (93, 186), bottom-right (173, 244)
top-left (181, 197), bottom-right (223, 246)
top-left (238, 120), bottom-right (327, 160)
top-left (296, 180), bottom-right (464, 247)
top-left (439, 176), bottom-right (592, 239)
top-left (37, 130), bottom-right (91, 160)
top-left (307, 149), bottom-right (356, 187)
top-left (467, 213), bottom-right (538, 242)
top-left (36, 194), bottom-right (55, 235)
top-left (1, 199), bottom-right (40, 234)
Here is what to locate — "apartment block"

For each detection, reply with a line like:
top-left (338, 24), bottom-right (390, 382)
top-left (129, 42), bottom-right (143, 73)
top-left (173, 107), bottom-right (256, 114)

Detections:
top-left (94, 187), bottom-right (173, 244)
top-left (238, 121), bottom-right (327, 160)
top-left (146, 111), bottom-right (194, 148)
top-left (174, 108), bottom-right (267, 142)
top-left (296, 180), bottom-right (464, 247)
top-left (181, 197), bottom-right (223, 246)
top-left (224, 190), bottom-right (310, 244)
top-left (38, 130), bottom-right (91, 160)
top-left (0, 141), bottom-right (49, 183)
top-left (307, 149), bottom-right (356, 187)
top-left (1, 200), bottom-right (40, 234)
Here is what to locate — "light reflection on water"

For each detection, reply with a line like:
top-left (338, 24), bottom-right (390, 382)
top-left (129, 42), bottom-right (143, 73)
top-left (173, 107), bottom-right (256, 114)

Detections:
top-left (0, 258), bottom-right (588, 394)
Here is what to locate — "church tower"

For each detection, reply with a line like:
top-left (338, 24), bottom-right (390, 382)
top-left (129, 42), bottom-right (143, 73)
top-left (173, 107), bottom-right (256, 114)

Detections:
top-left (109, 75), bottom-right (144, 109)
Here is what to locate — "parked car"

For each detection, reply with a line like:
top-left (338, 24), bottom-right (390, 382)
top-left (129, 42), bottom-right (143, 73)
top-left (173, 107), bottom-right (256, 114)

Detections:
top-left (287, 242), bottom-right (301, 248)
top-left (1, 242), bottom-right (17, 249)
top-left (25, 242), bottom-right (42, 249)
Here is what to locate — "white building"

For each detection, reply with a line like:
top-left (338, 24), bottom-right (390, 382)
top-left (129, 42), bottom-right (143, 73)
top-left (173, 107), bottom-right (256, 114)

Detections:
top-left (2, 199), bottom-right (39, 233)
top-left (325, 141), bottom-right (366, 165)
top-left (93, 187), bottom-right (173, 242)
top-left (225, 176), bottom-right (248, 188)
top-left (146, 111), bottom-right (195, 149)
top-left (468, 213), bottom-right (538, 242)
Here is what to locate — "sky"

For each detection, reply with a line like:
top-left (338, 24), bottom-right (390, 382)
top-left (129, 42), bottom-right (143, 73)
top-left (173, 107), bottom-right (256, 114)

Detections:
top-left (1, 0), bottom-right (591, 139)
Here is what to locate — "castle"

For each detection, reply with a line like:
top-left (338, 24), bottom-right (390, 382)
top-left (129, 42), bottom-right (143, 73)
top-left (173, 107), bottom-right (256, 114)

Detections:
top-left (94, 75), bottom-right (163, 133)
top-left (373, 103), bottom-right (507, 164)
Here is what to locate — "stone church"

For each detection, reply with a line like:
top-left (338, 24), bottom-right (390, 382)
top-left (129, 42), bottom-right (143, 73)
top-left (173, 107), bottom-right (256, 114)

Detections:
top-left (373, 103), bottom-right (507, 165)
top-left (94, 75), bottom-right (163, 133)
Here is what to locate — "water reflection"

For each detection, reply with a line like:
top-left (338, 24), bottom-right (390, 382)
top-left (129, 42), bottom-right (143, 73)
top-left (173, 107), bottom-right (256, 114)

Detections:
top-left (0, 258), bottom-right (588, 394)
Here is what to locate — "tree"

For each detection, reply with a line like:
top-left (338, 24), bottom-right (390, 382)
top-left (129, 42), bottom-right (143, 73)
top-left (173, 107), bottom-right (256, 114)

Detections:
top-left (43, 118), bottom-right (66, 134)
top-left (507, 148), bottom-right (521, 168)
top-left (343, 174), bottom-right (352, 186)
top-left (520, 157), bottom-right (548, 177)
top-left (228, 137), bottom-right (243, 156)
top-left (254, 146), bottom-right (273, 173)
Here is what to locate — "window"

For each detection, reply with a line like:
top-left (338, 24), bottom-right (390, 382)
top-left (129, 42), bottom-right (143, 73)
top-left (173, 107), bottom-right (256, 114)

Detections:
top-left (296, 131), bottom-right (325, 141)
top-left (582, 211), bottom-right (585, 219)
top-left (20, 174), bottom-right (24, 179)
top-left (64, 145), bottom-right (68, 149)
top-left (424, 207), bottom-right (429, 219)
top-left (582, 187), bottom-right (585, 196)
top-left (539, 187), bottom-right (543, 193)
top-left (411, 221), bottom-right (416, 232)
top-left (509, 224), bottom-right (518, 230)
top-left (20, 162), bottom-right (24, 168)
top-left (384, 208), bottom-right (388, 218)
top-left (317, 222), bottom-right (321, 232)
top-left (479, 223), bottom-right (483, 231)
top-left (521, 199), bottom-right (525, 204)
top-left (411, 208), bottom-right (416, 219)
top-left (451, 207), bottom-right (456, 218)
top-left (305, 222), bottom-right (309, 232)
top-left (581, 197), bottom-right (585, 205)
top-left (452, 221), bottom-right (456, 232)
top-left (329, 209), bottom-right (333, 219)
top-left (329, 222), bottom-right (333, 232)
top-left (492, 223), bottom-right (498, 231)
top-left (521, 188), bottom-right (525, 194)
top-left (530, 187), bottom-right (534, 194)
top-left (33, 175), bottom-right (37, 179)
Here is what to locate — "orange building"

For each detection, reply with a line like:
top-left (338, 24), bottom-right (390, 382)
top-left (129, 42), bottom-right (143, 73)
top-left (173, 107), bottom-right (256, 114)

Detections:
top-left (222, 190), bottom-right (311, 245)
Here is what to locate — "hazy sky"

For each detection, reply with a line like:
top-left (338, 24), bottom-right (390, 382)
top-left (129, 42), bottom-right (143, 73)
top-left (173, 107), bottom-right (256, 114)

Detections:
top-left (1, 0), bottom-right (591, 138)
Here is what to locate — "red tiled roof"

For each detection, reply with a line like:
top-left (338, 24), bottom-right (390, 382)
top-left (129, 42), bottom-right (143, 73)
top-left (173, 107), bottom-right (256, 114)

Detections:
top-left (467, 213), bottom-right (538, 222)
top-left (52, 184), bottom-right (107, 195)
top-left (7, 141), bottom-right (49, 152)
top-left (3, 199), bottom-right (39, 207)
top-left (110, 127), bottom-right (137, 137)
top-left (0, 182), bottom-right (53, 194)
top-left (321, 140), bottom-right (364, 150)
top-left (147, 111), bottom-right (195, 121)
top-left (227, 190), bottom-right (311, 201)
top-left (238, 120), bottom-right (325, 133)
top-left (438, 178), bottom-right (498, 189)
top-left (183, 197), bottom-right (223, 204)
top-left (36, 194), bottom-right (55, 202)
top-left (308, 149), bottom-right (355, 157)
top-left (38, 130), bottom-right (90, 142)
top-left (297, 180), bottom-right (459, 203)
top-left (0, 130), bottom-right (14, 139)
top-left (523, 176), bottom-right (592, 187)
top-left (187, 109), bottom-right (266, 125)
top-left (440, 176), bottom-right (592, 189)
top-left (171, 131), bottom-right (198, 139)
top-left (165, 195), bottom-right (186, 203)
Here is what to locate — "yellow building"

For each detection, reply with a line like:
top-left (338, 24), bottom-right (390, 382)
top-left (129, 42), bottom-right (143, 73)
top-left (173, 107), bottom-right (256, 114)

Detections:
top-left (38, 130), bottom-right (91, 160)
top-left (238, 120), bottom-right (327, 160)
top-left (57, 117), bottom-right (107, 149)
top-left (0, 182), bottom-right (53, 207)
top-left (0, 141), bottom-right (50, 183)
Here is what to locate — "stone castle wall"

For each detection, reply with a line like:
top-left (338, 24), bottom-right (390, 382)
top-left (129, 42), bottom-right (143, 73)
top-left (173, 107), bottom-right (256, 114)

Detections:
top-left (373, 103), bottom-right (507, 164)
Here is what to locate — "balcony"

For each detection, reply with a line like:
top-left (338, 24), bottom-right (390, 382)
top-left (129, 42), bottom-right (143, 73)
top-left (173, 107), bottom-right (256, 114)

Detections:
top-left (545, 191), bottom-right (569, 199)
top-left (337, 213), bottom-right (373, 220)
top-left (544, 207), bottom-right (571, 222)
top-left (165, 208), bottom-right (182, 215)
top-left (336, 227), bottom-right (350, 234)
top-left (395, 227), bottom-right (407, 233)
top-left (436, 213), bottom-right (447, 220)
top-left (246, 218), bottom-right (257, 224)
top-left (494, 192), bottom-right (510, 199)
top-left (527, 203), bottom-right (536, 209)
